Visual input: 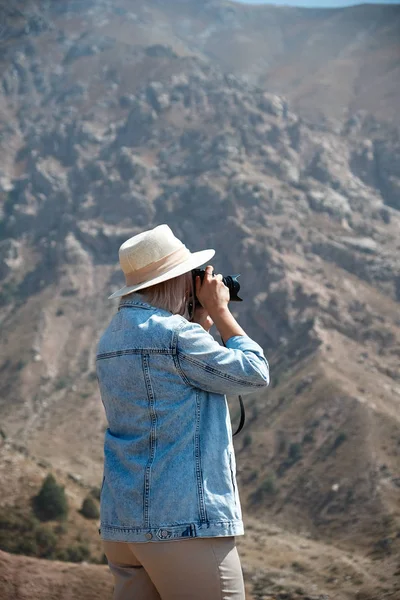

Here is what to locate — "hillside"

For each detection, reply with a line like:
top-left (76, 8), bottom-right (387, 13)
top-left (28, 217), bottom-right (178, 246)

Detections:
top-left (0, 1), bottom-right (400, 599)
top-left (2, 0), bottom-right (399, 127)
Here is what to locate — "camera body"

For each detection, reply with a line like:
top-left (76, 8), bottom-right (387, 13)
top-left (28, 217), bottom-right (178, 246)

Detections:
top-left (192, 269), bottom-right (242, 306)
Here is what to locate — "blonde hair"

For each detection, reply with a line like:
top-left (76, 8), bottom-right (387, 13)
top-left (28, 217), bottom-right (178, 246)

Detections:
top-left (122, 272), bottom-right (194, 319)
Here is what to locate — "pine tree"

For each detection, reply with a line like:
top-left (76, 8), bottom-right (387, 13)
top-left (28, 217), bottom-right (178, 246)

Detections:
top-left (33, 474), bottom-right (68, 521)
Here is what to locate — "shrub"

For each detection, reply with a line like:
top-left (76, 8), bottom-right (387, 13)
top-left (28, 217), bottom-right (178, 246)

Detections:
top-left (0, 508), bottom-right (37, 556)
top-left (90, 486), bottom-right (101, 501)
top-left (17, 538), bottom-right (39, 556)
top-left (277, 441), bottom-right (303, 476)
top-left (303, 432), bottom-right (314, 444)
top-left (0, 281), bottom-right (18, 306)
top-left (58, 543), bottom-right (91, 563)
top-left (54, 522), bottom-right (68, 535)
top-left (259, 474), bottom-right (277, 495)
top-left (35, 525), bottom-right (58, 558)
top-left (90, 553), bottom-right (109, 565)
top-left (246, 469), bottom-right (258, 483)
top-left (0, 507), bottom-right (58, 559)
top-left (32, 474), bottom-right (68, 521)
top-left (80, 495), bottom-right (100, 519)
top-left (288, 442), bottom-right (302, 463)
top-left (333, 432), bottom-right (347, 450)
top-left (242, 433), bottom-right (252, 448)
top-left (55, 378), bottom-right (69, 390)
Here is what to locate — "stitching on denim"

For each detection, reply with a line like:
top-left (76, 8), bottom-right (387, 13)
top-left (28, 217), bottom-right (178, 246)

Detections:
top-left (101, 520), bottom-right (241, 531)
top-left (142, 354), bottom-right (157, 529)
top-left (179, 353), bottom-right (267, 387)
top-left (118, 301), bottom-right (154, 311)
top-left (173, 323), bottom-right (193, 385)
top-left (97, 349), bottom-right (173, 360)
top-left (173, 337), bottom-right (192, 386)
top-left (194, 389), bottom-right (208, 524)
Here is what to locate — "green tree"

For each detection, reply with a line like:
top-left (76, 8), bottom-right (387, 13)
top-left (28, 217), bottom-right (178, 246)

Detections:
top-left (33, 474), bottom-right (68, 521)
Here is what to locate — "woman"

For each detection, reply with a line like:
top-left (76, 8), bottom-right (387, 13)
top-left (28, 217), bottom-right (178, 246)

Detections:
top-left (96, 224), bottom-right (269, 600)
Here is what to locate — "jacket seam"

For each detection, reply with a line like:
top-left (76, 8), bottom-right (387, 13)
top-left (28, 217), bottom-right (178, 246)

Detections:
top-left (97, 349), bottom-right (173, 360)
top-left (178, 353), bottom-right (267, 387)
top-left (100, 519), bottom-right (242, 531)
top-left (172, 329), bottom-right (192, 386)
top-left (142, 354), bottom-right (157, 529)
top-left (194, 389), bottom-right (208, 524)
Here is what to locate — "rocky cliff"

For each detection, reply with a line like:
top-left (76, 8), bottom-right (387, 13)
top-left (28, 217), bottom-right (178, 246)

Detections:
top-left (1, 1), bottom-right (400, 599)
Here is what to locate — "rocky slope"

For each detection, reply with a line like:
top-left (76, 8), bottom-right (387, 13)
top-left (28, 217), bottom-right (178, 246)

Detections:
top-left (0, 1), bottom-right (400, 598)
top-left (1, 0), bottom-right (399, 127)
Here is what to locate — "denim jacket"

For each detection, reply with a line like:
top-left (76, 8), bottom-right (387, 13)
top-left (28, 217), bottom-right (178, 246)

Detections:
top-left (96, 296), bottom-right (269, 543)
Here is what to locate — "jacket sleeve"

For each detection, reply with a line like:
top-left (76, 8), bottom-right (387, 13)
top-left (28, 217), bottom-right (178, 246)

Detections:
top-left (175, 321), bottom-right (269, 395)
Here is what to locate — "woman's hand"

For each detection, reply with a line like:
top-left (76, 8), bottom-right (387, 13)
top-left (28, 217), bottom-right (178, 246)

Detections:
top-left (195, 265), bottom-right (246, 343)
top-left (192, 306), bottom-right (214, 332)
top-left (195, 265), bottom-right (230, 317)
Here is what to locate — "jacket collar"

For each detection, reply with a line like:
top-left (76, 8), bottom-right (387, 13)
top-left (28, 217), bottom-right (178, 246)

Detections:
top-left (118, 295), bottom-right (172, 315)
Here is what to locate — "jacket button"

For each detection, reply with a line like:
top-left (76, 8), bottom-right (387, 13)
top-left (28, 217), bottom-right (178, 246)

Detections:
top-left (145, 532), bottom-right (153, 540)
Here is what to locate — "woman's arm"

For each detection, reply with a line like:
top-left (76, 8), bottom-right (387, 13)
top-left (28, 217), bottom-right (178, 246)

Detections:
top-left (175, 321), bottom-right (269, 395)
top-left (176, 264), bottom-right (269, 395)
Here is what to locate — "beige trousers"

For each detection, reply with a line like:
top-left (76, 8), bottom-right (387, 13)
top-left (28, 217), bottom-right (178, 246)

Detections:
top-left (103, 536), bottom-right (245, 600)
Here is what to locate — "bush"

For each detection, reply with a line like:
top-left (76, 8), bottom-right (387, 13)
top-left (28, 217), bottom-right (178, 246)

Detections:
top-left (0, 506), bottom-right (94, 562)
top-left (259, 474), bottom-right (277, 495)
top-left (242, 433), bottom-right (252, 448)
top-left (0, 281), bottom-right (18, 306)
top-left (277, 442), bottom-right (303, 476)
top-left (288, 442), bottom-right (302, 463)
top-left (35, 525), bottom-right (58, 558)
top-left (0, 508), bottom-right (37, 556)
top-left (54, 521), bottom-right (68, 535)
top-left (90, 486), bottom-right (101, 501)
top-left (58, 543), bottom-right (91, 563)
top-left (303, 432), bottom-right (314, 444)
top-left (250, 473), bottom-right (277, 504)
top-left (80, 495), bottom-right (100, 519)
top-left (333, 432), bottom-right (347, 450)
top-left (0, 507), bottom-right (58, 559)
top-left (32, 474), bottom-right (68, 521)
top-left (55, 378), bottom-right (69, 390)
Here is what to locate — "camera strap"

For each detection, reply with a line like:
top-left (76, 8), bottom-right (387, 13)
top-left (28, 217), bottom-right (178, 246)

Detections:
top-left (233, 394), bottom-right (245, 436)
top-left (220, 339), bottom-right (245, 436)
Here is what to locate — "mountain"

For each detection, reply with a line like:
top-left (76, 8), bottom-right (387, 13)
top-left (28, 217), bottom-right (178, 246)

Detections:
top-left (1, 1), bottom-right (400, 128)
top-left (0, 1), bottom-right (400, 599)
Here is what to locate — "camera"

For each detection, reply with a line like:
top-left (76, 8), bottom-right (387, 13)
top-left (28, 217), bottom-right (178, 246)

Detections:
top-left (192, 268), bottom-right (242, 306)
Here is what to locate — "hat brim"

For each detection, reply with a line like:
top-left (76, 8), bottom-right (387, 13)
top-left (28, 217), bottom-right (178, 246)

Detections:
top-left (108, 249), bottom-right (216, 300)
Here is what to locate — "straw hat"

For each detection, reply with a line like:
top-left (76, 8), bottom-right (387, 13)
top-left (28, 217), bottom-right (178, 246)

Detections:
top-left (108, 224), bottom-right (215, 299)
